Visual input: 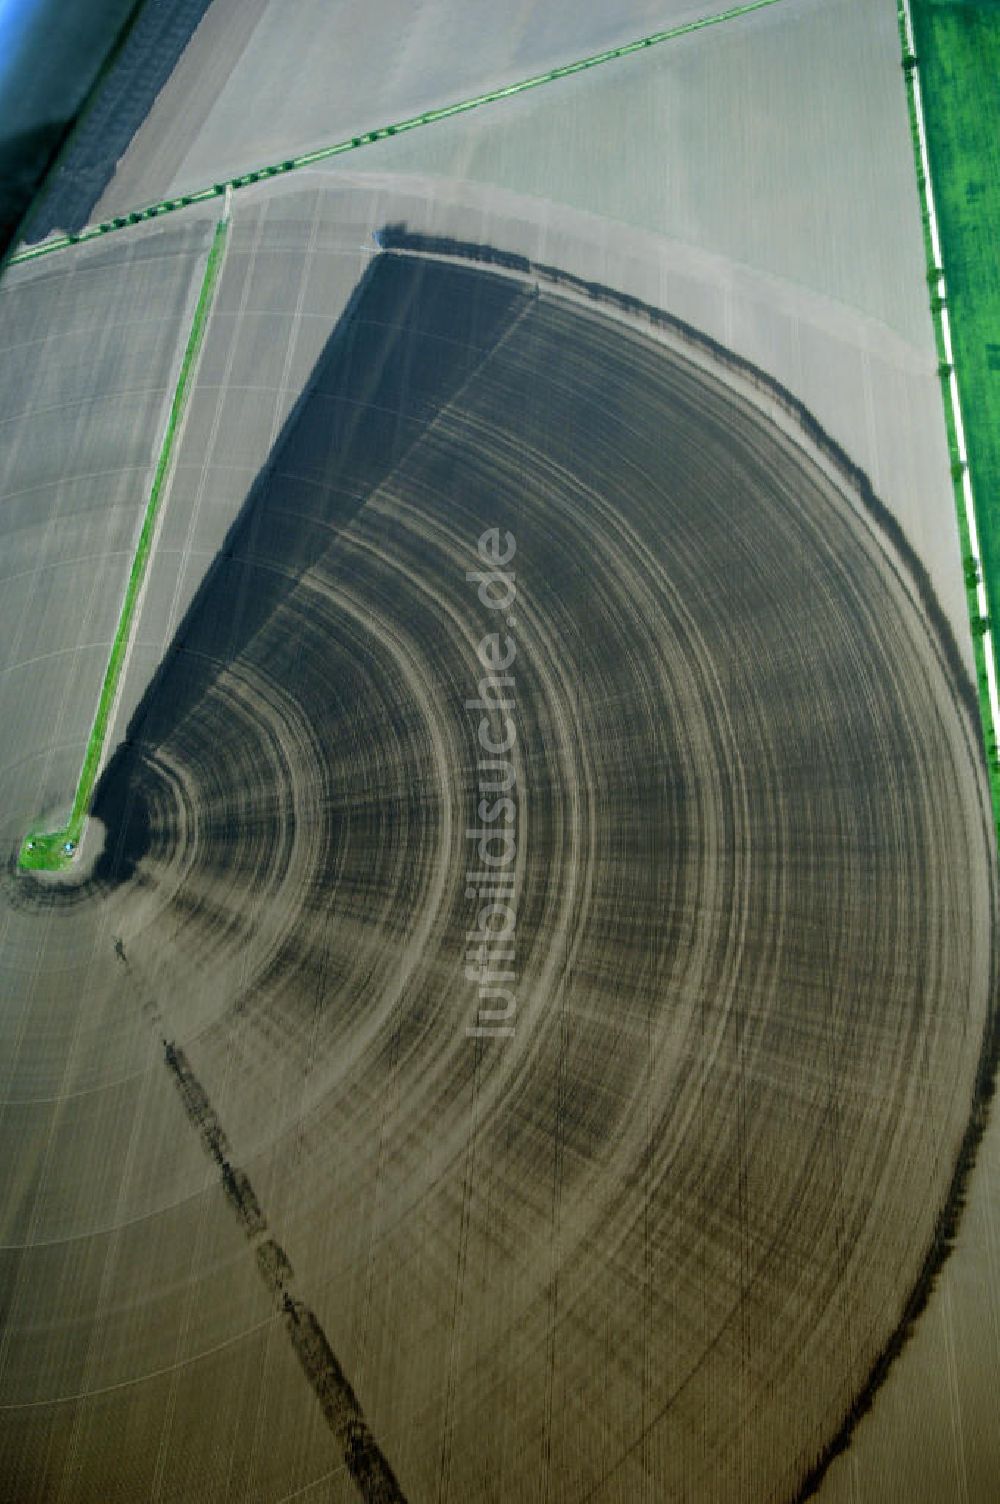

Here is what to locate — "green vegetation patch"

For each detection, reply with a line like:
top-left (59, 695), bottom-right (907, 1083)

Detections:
top-left (19, 218), bottom-right (228, 872)
top-left (900, 0), bottom-right (1000, 830)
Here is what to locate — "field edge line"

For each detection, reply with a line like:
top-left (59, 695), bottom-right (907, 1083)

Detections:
top-left (18, 216), bottom-right (229, 873)
top-left (895, 0), bottom-right (1000, 837)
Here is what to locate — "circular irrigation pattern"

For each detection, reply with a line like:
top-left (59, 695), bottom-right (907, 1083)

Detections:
top-left (9, 252), bottom-right (998, 1503)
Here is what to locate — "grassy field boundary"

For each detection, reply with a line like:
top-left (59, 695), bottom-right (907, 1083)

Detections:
top-left (896, 0), bottom-right (1000, 835)
top-left (5, 0), bottom-right (788, 272)
top-left (19, 216), bottom-right (228, 871)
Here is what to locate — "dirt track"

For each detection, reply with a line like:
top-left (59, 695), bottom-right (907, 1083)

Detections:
top-left (1, 252), bottom-right (995, 1502)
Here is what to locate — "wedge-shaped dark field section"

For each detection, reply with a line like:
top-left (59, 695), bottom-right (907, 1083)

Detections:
top-left (6, 253), bottom-right (997, 1503)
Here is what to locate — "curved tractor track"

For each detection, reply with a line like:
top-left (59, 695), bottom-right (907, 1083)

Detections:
top-left (4, 252), bottom-right (996, 1503)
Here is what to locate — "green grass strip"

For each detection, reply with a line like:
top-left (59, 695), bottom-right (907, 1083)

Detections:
top-left (19, 218), bottom-right (228, 872)
top-left (6, 0), bottom-right (787, 271)
top-left (895, 0), bottom-right (1000, 840)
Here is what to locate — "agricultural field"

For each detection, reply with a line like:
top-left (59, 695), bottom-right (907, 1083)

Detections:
top-left (74, 0), bottom-right (759, 226)
top-left (0, 216), bottom-right (215, 836)
top-left (2, 226), bottom-right (995, 1502)
top-left (0, 3), bottom-right (998, 1502)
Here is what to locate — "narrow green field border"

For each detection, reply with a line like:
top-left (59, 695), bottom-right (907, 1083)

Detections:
top-left (19, 218), bottom-right (228, 871)
top-left (896, 0), bottom-right (1000, 838)
top-left (6, 0), bottom-right (786, 272)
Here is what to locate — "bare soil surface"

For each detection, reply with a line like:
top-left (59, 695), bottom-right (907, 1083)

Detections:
top-left (1, 251), bottom-right (994, 1502)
